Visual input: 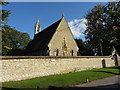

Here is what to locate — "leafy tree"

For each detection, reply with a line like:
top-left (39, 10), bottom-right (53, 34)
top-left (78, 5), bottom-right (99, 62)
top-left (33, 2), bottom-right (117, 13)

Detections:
top-left (75, 39), bottom-right (93, 56)
top-left (1, 2), bottom-right (11, 24)
top-left (1, 2), bottom-right (31, 55)
top-left (85, 2), bottom-right (120, 56)
top-left (2, 25), bottom-right (31, 55)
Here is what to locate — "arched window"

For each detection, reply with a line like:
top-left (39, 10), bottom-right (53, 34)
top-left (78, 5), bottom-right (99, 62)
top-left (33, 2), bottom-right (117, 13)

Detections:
top-left (56, 49), bottom-right (59, 56)
top-left (54, 49), bottom-right (59, 56)
top-left (71, 50), bottom-right (74, 56)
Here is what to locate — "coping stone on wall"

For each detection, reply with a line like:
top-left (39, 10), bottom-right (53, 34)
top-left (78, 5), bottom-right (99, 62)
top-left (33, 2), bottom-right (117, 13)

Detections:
top-left (0, 56), bottom-right (111, 60)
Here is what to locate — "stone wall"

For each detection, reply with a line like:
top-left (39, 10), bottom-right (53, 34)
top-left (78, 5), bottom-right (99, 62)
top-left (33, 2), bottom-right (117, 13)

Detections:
top-left (1, 56), bottom-right (117, 82)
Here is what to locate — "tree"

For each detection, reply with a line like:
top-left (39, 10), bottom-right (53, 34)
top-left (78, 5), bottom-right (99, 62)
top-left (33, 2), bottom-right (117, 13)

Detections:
top-left (75, 39), bottom-right (93, 56)
top-left (1, 2), bottom-right (31, 55)
top-left (0, 2), bottom-right (11, 55)
top-left (1, 2), bottom-right (11, 24)
top-left (2, 25), bottom-right (31, 55)
top-left (85, 2), bottom-right (120, 56)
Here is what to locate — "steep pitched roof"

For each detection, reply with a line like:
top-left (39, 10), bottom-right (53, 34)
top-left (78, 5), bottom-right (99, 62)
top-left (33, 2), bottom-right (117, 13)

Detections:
top-left (25, 18), bottom-right (62, 54)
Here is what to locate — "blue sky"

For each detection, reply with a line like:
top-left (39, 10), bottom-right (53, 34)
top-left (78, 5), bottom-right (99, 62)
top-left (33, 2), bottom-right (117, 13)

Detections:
top-left (3, 2), bottom-right (108, 40)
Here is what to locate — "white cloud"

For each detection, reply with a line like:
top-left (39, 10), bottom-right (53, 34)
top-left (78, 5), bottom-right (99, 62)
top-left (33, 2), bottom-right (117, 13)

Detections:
top-left (68, 18), bottom-right (87, 39)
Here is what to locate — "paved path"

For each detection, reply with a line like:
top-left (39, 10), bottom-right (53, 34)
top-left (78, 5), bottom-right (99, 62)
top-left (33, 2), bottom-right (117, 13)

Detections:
top-left (72, 75), bottom-right (120, 88)
top-left (48, 76), bottom-right (120, 90)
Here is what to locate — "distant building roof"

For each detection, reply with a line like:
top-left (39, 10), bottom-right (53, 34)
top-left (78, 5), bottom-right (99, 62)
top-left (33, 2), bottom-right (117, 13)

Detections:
top-left (25, 18), bottom-right (62, 55)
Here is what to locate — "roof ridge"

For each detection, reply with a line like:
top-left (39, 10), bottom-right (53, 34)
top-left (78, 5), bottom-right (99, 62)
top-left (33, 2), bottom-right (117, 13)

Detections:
top-left (25, 18), bottom-right (62, 55)
top-left (35, 18), bottom-right (62, 36)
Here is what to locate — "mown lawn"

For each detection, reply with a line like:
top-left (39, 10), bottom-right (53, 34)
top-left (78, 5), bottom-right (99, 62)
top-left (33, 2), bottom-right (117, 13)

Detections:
top-left (2, 66), bottom-right (120, 89)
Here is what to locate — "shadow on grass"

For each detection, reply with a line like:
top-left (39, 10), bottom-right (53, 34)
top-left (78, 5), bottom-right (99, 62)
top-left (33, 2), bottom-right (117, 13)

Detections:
top-left (91, 66), bottom-right (120, 75)
top-left (1, 87), bottom-right (19, 90)
top-left (107, 66), bottom-right (120, 69)
top-left (48, 84), bottom-right (120, 90)
top-left (1, 84), bottom-right (120, 90)
top-left (92, 71), bottom-right (120, 75)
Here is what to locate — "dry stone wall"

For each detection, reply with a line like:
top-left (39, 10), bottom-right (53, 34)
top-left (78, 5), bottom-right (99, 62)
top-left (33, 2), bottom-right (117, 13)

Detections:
top-left (1, 56), bottom-right (116, 82)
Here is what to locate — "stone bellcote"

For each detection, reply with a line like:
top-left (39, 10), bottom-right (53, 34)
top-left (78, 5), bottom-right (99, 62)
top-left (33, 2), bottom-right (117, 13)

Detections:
top-left (34, 18), bottom-right (41, 35)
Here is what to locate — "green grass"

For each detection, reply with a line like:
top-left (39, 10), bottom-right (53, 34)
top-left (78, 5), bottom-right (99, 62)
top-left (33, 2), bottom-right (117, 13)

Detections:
top-left (2, 66), bottom-right (120, 89)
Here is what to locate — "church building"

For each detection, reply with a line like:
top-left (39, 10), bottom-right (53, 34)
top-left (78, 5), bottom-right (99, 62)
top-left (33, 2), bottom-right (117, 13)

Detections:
top-left (24, 14), bottom-right (79, 56)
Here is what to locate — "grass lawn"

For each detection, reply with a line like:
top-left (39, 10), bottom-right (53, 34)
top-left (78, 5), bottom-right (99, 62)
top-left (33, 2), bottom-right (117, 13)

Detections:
top-left (2, 66), bottom-right (120, 89)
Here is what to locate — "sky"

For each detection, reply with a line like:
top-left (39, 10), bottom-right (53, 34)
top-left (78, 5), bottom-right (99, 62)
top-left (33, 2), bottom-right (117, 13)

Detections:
top-left (3, 2), bottom-right (108, 40)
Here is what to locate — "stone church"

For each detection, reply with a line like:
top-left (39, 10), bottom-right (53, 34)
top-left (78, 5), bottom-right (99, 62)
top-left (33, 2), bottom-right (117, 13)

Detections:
top-left (24, 15), bottom-right (79, 56)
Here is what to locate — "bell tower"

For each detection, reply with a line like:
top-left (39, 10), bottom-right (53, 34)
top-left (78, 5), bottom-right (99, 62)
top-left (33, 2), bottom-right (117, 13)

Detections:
top-left (34, 18), bottom-right (41, 35)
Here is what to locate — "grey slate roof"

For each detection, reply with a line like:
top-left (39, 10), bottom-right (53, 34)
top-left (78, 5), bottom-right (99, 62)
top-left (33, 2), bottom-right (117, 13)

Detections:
top-left (25, 18), bottom-right (62, 55)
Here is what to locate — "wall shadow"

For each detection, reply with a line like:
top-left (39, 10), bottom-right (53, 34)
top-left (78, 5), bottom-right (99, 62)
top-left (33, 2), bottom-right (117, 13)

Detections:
top-left (92, 71), bottom-right (120, 75)
top-left (107, 66), bottom-right (120, 69)
top-left (1, 87), bottom-right (19, 90)
top-left (1, 84), bottom-right (120, 90)
top-left (48, 84), bottom-right (120, 90)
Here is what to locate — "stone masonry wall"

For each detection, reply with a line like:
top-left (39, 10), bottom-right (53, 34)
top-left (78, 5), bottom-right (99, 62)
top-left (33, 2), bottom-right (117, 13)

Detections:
top-left (48, 17), bottom-right (78, 56)
top-left (1, 56), bottom-right (116, 82)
